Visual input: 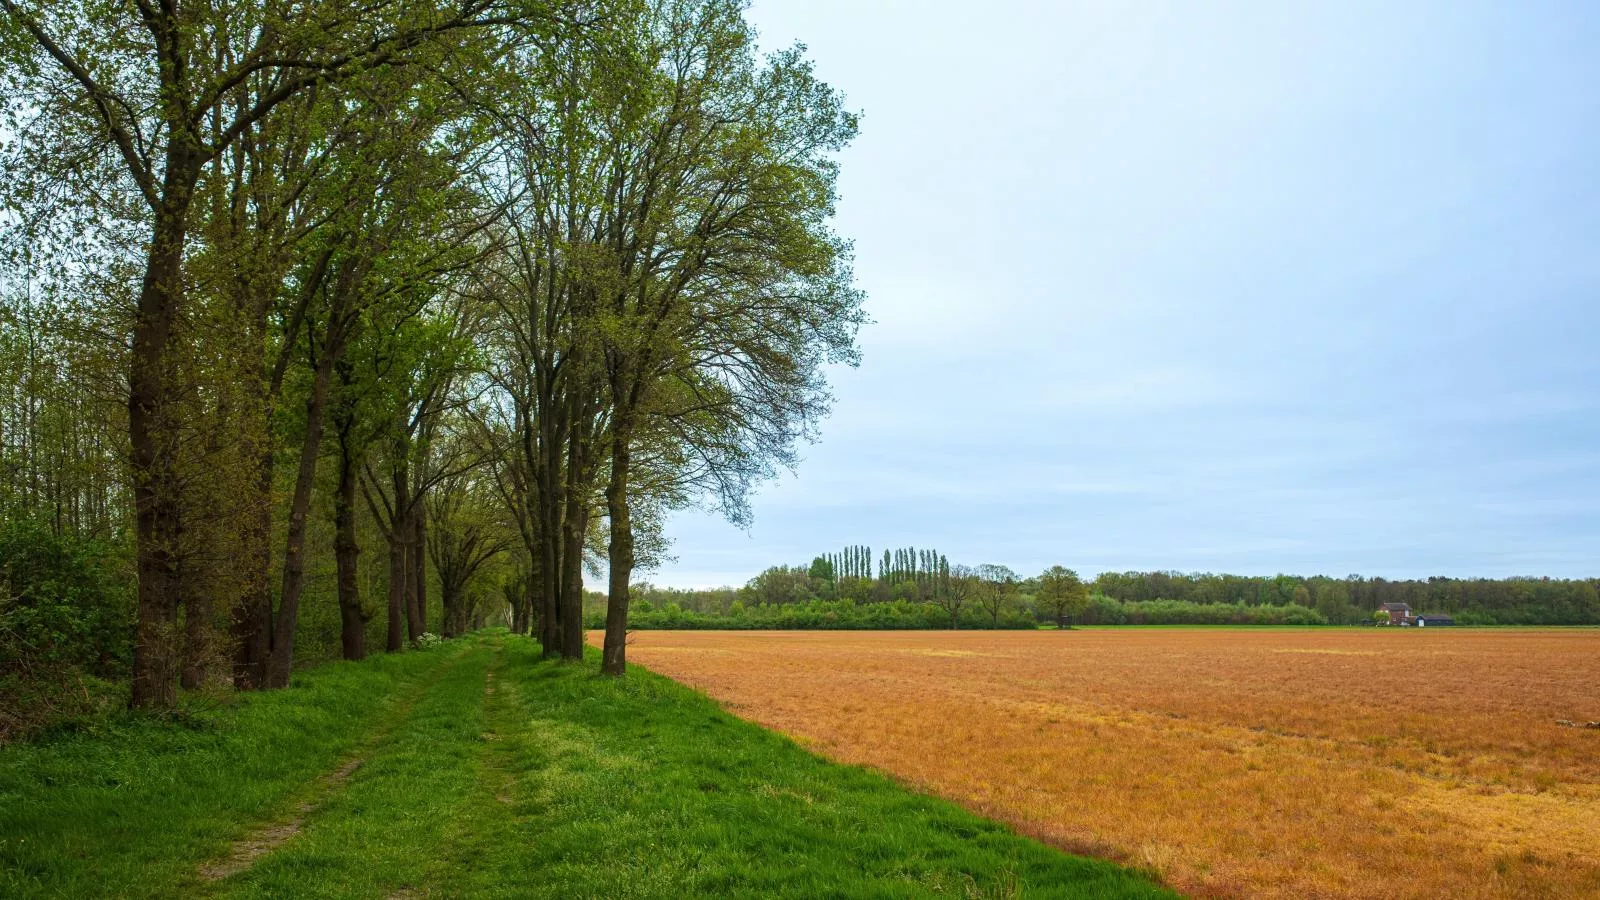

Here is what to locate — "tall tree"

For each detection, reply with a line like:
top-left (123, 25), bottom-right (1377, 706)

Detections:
top-left (1037, 565), bottom-right (1090, 628)
top-left (975, 563), bottom-right (1018, 628)
top-left (595, 0), bottom-right (862, 675)
top-left (933, 564), bottom-right (976, 629)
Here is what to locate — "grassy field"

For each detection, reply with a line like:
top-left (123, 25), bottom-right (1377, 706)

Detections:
top-left (0, 631), bottom-right (1168, 899)
top-left (614, 628), bottom-right (1600, 899)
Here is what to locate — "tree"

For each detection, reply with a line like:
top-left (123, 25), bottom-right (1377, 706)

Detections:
top-left (742, 566), bottom-right (815, 606)
top-left (975, 563), bottom-right (1018, 628)
top-left (1037, 565), bottom-right (1090, 628)
top-left (586, 0), bottom-right (862, 675)
top-left (808, 556), bottom-right (836, 583)
top-left (932, 564), bottom-right (976, 629)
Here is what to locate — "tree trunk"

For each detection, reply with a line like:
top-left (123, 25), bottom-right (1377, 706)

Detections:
top-left (128, 155), bottom-right (199, 710)
top-left (178, 557), bottom-right (209, 682)
top-left (535, 476), bottom-right (561, 658)
top-left (509, 571), bottom-right (529, 636)
top-left (386, 526), bottom-right (407, 652)
top-left (602, 436), bottom-right (632, 676)
top-left (408, 509), bottom-right (426, 640)
top-left (561, 501), bottom-right (587, 660)
top-left (517, 563), bottom-right (537, 636)
top-left (559, 407), bottom-right (589, 661)
top-left (233, 449), bottom-right (273, 688)
top-left (335, 418), bottom-right (365, 661)
top-left (443, 587), bottom-right (458, 637)
top-left (266, 336), bottom-right (338, 688)
top-left (179, 557), bottom-right (211, 690)
top-left (440, 570), bottom-right (462, 638)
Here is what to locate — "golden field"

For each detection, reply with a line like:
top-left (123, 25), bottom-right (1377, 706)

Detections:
top-left (598, 628), bottom-right (1600, 898)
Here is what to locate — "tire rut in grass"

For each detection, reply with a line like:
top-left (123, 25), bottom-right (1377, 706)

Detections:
top-left (196, 648), bottom-right (470, 884)
top-left (196, 756), bottom-right (366, 882)
top-left (478, 649), bottom-right (535, 809)
top-left (382, 641), bottom-right (530, 899)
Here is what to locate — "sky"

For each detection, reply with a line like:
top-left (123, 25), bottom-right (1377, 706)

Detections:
top-left (649, 0), bottom-right (1600, 588)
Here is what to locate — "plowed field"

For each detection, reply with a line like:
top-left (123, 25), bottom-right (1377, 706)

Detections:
top-left (603, 628), bottom-right (1600, 898)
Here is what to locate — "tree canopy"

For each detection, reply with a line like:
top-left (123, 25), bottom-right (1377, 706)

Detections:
top-left (0, 0), bottom-right (864, 710)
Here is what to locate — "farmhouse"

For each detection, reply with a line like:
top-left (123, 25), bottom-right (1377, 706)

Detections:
top-left (1379, 602), bottom-right (1412, 624)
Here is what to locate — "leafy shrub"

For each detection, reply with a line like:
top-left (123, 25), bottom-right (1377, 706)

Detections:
top-left (0, 519), bottom-right (134, 741)
top-left (416, 632), bottom-right (443, 649)
top-left (0, 520), bottom-right (132, 674)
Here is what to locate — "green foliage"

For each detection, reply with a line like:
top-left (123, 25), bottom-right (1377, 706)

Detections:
top-left (1037, 565), bottom-right (1091, 624)
top-left (1094, 570), bottom-right (1600, 625)
top-left (807, 555), bottom-right (835, 583)
top-left (1075, 596), bottom-right (1330, 626)
top-left (0, 518), bottom-right (134, 741)
top-left (0, 519), bottom-right (131, 674)
top-left (594, 598), bottom-right (1037, 631)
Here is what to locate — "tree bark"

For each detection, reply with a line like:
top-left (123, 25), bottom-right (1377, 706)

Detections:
top-left (179, 555), bottom-right (211, 690)
top-left (179, 527), bottom-right (213, 690)
top-left (535, 460), bottom-right (562, 658)
top-left (408, 508), bottom-right (426, 639)
top-left (559, 401), bottom-right (589, 661)
top-left (377, 455), bottom-right (412, 652)
top-left (386, 523), bottom-right (407, 652)
top-left (266, 331), bottom-right (339, 688)
top-left (128, 152), bottom-right (200, 710)
top-left (561, 499), bottom-right (587, 660)
top-left (335, 415), bottom-right (366, 661)
top-left (517, 573), bottom-right (534, 635)
top-left (601, 435), bottom-right (632, 675)
top-left (233, 449), bottom-right (273, 688)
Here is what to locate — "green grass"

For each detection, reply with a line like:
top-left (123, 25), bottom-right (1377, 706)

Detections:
top-left (1, 631), bottom-right (1172, 899)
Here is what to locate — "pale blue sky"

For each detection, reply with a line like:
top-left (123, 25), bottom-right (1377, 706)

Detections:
top-left (652, 0), bottom-right (1600, 587)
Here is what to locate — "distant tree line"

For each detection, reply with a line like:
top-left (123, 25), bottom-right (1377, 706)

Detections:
top-left (612, 547), bottom-right (1088, 630)
top-left (605, 555), bottom-right (1600, 630)
top-left (1092, 571), bottom-right (1600, 626)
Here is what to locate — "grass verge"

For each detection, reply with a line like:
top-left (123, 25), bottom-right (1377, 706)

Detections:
top-left (1, 631), bottom-right (1172, 898)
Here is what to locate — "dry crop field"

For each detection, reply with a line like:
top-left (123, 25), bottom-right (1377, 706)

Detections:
top-left (601, 628), bottom-right (1600, 898)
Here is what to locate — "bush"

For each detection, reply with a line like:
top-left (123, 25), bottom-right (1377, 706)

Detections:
top-left (0, 520), bottom-right (132, 675)
top-left (0, 519), bottom-right (134, 741)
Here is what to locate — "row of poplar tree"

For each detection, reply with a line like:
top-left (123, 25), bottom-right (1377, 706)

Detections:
top-left (0, 0), bottom-right (863, 707)
top-left (809, 546), bottom-right (949, 585)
